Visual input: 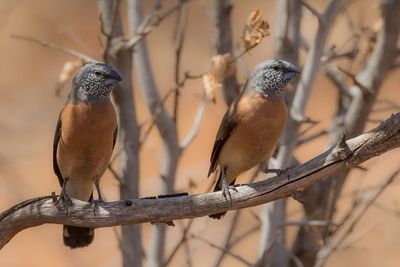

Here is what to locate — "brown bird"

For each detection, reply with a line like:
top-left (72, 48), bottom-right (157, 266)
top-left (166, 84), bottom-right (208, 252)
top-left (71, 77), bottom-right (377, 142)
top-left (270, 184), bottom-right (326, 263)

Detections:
top-left (53, 62), bottom-right (121, 248)
top-left (208, 59), bottom-right (300, 219)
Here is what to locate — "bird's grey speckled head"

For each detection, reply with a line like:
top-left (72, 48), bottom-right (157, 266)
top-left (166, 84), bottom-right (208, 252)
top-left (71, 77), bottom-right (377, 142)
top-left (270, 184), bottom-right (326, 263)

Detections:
top-left (70, 62), bottom-right (122, 104)
top-left (243, 59), bottom-right (300, 99)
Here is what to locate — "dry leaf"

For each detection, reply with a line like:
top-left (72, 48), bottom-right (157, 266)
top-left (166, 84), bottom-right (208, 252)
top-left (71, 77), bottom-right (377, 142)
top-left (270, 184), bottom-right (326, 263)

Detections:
top-left (247, 8), bottom-right (262, 27)
top-left (209, 53), bottom-right (234, 81)
top-left (243, 31), bottom-right (252, 50)
top-left (251, 32), bottom-right (263, 45)
top-left (258, 20), bottom-right (270, 35)
top-left (202, 53), bottom-right (236, 103)
top-left (242, 9), bottom-right (270, 51)
top-left (202, 74), bottom-right (221, 103)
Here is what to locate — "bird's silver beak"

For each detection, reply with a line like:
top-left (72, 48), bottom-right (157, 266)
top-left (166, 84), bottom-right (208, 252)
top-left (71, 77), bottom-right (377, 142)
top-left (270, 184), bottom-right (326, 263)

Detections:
top-left (283, 63), bottom-right (301, 81)
top-left (287, 63), bottom-right (301, 75)
top-left (105, 69), bottom-right (122, 85)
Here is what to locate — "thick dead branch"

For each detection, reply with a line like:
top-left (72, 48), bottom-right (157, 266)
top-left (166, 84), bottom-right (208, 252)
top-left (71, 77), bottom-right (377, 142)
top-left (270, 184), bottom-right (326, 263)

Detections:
top-left (130, 1), bottom-right (181, 266)
top-left (98, 0), bottom-right (143, 266)
top-left (213, 0), bottom-right (240, 105)
top-left (0, 113), bottom-right (399, 249)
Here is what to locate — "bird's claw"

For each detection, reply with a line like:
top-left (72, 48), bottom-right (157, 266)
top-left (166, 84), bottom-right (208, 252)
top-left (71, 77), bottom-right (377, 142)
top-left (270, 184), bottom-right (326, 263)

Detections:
top-left (221, 179), bottom-right (237, 203)
top-left (91, 198), bottom-right (104, 216)
top-left (54, 190), bottom-right (73, 215)
top-left (54, 177), bottom-right (73, 215)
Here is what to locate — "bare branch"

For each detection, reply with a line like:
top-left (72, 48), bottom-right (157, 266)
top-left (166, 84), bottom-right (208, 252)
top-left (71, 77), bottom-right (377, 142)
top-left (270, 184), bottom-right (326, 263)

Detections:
top-left (291, 1), bottom-right (400, 264)
top-left (180, 95), bottom-right (207, 149)
top-left (315, 167), bottom-right (400, 267)
top-left (213, 0), bottom-right (240, 105)
top-left (192, 234), bottom-right (252, 266)
top-left (324, 65), bottom-right (352, 100)
top-left (110, 0), bottom-right (192, 56)
top-left (213, 169), bottom-right (260, 267)
top-left (297, 130), bottom-right (329, 147)
top-left (278, 220), bottom-right (337, 227)
top-left (300, 0), bottom-right (321, 21)
top-left (10, 34), bottom-right (96, 62)
top-left (0, 113), bottom-right (399, 249)
top-left (98, 0), bottom-right (143, 266)
top-left (172, 2), bottom-right (189, 122)
top-left (164, 220), bottom-right (194, 267)
top-left (129, 1), bottom-right (181, 265)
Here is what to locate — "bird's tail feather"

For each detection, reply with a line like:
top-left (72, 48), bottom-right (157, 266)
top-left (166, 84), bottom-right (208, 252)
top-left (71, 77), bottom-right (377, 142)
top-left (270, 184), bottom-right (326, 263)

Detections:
top-left (63, 225), bottom-right (94, 249)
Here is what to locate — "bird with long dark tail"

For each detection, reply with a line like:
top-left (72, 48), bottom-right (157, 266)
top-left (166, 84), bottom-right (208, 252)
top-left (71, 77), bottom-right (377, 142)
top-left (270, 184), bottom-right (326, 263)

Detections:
top-left (53, 62), bottom-right (121, 248)
top-left (207, 59), bottom-right (300, 219)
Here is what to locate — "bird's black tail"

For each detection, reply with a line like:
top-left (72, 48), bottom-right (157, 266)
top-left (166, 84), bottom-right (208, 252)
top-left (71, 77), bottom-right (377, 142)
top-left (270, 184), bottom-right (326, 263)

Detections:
top-left (208, 172), bottom-right (236, 220)
top-left (63, 225), bottom-right (94, 249)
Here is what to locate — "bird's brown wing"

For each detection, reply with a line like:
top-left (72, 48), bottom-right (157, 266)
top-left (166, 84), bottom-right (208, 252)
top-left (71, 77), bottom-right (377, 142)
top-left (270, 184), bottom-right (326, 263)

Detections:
top-left (53, 111), bottom-right (64, 187)
top-left (113, 126), bottom-right (118, 150)
top-left (208, 100), bottom-right (239, 177)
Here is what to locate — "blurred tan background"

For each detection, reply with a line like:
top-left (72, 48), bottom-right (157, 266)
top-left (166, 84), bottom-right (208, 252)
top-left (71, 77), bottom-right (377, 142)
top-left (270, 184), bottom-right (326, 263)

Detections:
top-left (0, 0), bottom-right (399, 266)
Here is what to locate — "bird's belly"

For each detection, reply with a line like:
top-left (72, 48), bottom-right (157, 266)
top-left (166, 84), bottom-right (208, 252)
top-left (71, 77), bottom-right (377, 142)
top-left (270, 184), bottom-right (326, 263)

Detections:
top-left (57, 103), bottom-right (116, 184)
top-left (218, 98), bottom-right (287, 179)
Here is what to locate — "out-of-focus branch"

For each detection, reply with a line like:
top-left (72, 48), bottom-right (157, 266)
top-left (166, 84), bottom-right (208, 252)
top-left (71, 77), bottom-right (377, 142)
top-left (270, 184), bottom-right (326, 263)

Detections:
top-left (1, 112), bottom-right (399, 250)
top-left (108, 0), bottom-right (191, 57)
top-left (172, 3), bottom-right (188, 122)
top-left (213, 169), bottom-right (260, 267)
top-left (180, 95), bottom-right (207, 149)
top-left (164, 220), bottom-right (194, 267)
top-left (257, 0), bottom-right (302, 266)
top-left (10, 34), bottom-right (96, 62)
top-left (297, 130), bottom-right (329, 147)
top-left (213, 0), bottom-right (240, 105)
top-left (259, 1), bottom-right (348, 266)
top-left (314, 167), bottom-right (400, 267)
top-left (98, 1), bottom-right (143, 266)
top-left (129, 1), bottom-right (181, 266)
top-left (291, 1), bottom-right (400, 265)
top-left (300, 0), bottom-right (321, 21)
top-left (193, 234), bottom-right (252, 266)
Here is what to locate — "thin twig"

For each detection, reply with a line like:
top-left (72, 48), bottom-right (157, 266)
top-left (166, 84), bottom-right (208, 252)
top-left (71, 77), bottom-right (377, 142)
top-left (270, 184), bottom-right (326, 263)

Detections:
top-left (139, 89), bottom-right (176, 146)
top-left (300, 0), bottom-right (321, 21)
top-left (111, 0), bottom-right (192, 55)
top-left (278, 220), bottom-right (337, 227)
top-left (277, 241), bottom-right (305, 267)
top-left (172, 1), bottom-right (188, 122)
top-left (338, 216), bottom-right (387, 251)
top-left (99, 0), bottom-right (121, 59)
top-left (213, 169), bottom-right (260, 267)
top-left (192, 234), bottom-right (252, 266)
top-left (229, 225), bottom-right (260, 246)
top-left (297, 130), bottom-right (329, 147)
top-left (10, 34), bottom-right (96, 62)
top-left (180, 95), bottom-right (207, 149)
top-left (315, 167), bottom-right (400, 267)
top-left (164, 220), bottom-right (194, 266)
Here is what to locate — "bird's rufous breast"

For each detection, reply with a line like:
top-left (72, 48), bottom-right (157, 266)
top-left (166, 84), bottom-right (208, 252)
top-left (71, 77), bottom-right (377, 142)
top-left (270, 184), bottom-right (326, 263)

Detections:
top-left (218, 94), bottom-right (288, 182)
top-left (57, 102), bottom-right (117, 200)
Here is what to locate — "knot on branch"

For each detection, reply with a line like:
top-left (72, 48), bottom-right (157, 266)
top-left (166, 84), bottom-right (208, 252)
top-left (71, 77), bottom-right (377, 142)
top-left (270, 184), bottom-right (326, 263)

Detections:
top-left (329, 134), bottom-right (352, 162)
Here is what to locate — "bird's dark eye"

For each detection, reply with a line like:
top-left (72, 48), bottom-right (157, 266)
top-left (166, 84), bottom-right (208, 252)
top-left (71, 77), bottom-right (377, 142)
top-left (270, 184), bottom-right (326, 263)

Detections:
top-left (94, 71), bottom-right (102, 76)
top-left (273, 66), bottom-right (279, 71)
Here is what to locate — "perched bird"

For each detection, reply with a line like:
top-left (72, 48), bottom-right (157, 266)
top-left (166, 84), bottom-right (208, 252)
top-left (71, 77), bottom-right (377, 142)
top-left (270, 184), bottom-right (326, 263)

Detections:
top-left (208, 59), bottom-right (300, 219)
top-left (53, 62), bottom-right (121, 248)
